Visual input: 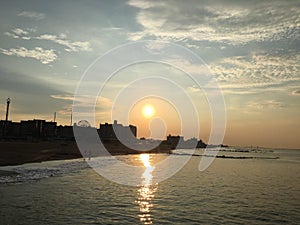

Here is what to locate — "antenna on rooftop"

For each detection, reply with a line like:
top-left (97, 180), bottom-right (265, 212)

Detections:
top-left (54, 112), bottom-right (56, 122)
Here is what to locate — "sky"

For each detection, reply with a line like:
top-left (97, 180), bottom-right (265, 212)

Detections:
top-left (0, 0), bottom-right (299, 148)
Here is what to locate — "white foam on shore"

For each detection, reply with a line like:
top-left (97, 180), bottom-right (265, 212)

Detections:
top-left (0, 158), bottom-right (89, 184)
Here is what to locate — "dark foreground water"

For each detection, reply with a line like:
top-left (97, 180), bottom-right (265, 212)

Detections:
top-left (0, 147), bottom-right (299, 224)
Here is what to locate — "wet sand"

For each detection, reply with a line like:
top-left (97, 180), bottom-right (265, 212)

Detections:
top-left (0, 140), bottom-right (171, 167)
top-left (0, 170), bottom-right (19, 176)
top-left (0, 141), bottom-right (82, 167)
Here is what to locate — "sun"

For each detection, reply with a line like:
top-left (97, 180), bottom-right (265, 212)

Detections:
top-left (142, 105), bottom-right (155, 118)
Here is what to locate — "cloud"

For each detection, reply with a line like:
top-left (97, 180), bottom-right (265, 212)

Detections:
top-left (17, 11), bottom-right (45, 20)
top-left (51, 94), bottom-right (113, 120)
top-left (4, 28), bottom-right (31, 39)
top-left (125, 0), bottom-right (299, 98)
top-left (101, 27), bottom-right (123, 31)
top-left (12, 28), bottom-right (28, 36)
top-left (50, 94), bottom-right (75, 101)
top-left (4, 28), bottom-right (91, 54)
top-left (247, 100), bottom-right (284, 109)
top-left (0, 69), bottom-right (63, 96)
top-left (0, 47), bottom-right (57, 64)
top-left (4, 32), bottom-right (18, 39)
top-left (127, 0), bottom-right (165, 9)
top-left (127, 0), bottom-right (300, 45)
top-left (292, 90), bottom-right (300, 95)
top-left (36, 34), bottom-right (92, 52)
top-left (51, 94), bottom-right (113, 108)
top-left (187, 86), bottom-right (201, 93)
top-left (209, 52), bottom-right (300, 92)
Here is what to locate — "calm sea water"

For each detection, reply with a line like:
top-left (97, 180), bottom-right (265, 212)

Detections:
top-left (0, 147), bottom-right (299, 224)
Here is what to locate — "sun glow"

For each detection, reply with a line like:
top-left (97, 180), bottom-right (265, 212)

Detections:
top-left (142, 105), bottom-right (155, 118)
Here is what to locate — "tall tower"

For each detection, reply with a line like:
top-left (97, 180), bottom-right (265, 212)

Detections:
top-left (5, 98), bottom-right (10, 121)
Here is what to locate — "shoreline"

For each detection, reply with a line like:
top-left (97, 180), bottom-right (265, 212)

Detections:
top-left (0, 140), bottom-right (82, 167)
top-left (1, 140), bottom-right (289, 168)
top-left (0, 140), bottom-right (171, 167)
top-left (0, 170), bottom-right (19, 176)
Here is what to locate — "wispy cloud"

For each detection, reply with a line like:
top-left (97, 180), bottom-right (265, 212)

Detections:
top-left (51, 94), bottom-right (113, 121)
top-left (17, 11), bottom-right (45, 20)
top-left (4, 31), bottom-right (18, 39)
top-left (101, 27), bottom-right (123, 31)
top-left (187, 86), bottom-right (201, 93)
top-left (51, 94), bottom-right (112, 108)
top-left (5, 28), bottom-right (92, 52)
top-left (247, 100), bottom-right (284, 109)
top-left (4, 28), bottom-right (31, 39)
top-left (209, 52), bottom-right (300, 92)
top-left (36, 34), bottom-right (92, 52)
top-left (50, 94), bottom-right (75, 101)
top-left (11, 28), bottom-right (28, 36)
top-left (292, 90), bottom-right (300, 96)
top-left (0, 47), bottom-right (57, 64)
top-left (127, 0), bottom-right (299, 45)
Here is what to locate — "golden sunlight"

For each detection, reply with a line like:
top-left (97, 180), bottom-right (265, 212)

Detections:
top-left (142, 105), bottom-right (155, 118)
top-left (137, 154), bottom-right (157, 224)
top-left (140, 154), bottom-right (151, 168)
top-left (140, 154), bottom-right (155, 185)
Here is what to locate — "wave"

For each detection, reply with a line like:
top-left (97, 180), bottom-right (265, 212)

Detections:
top-left (0, 159), bottom-right (89, 184)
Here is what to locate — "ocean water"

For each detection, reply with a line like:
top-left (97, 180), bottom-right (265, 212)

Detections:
top-left (0, 147), bottom-right (299, 224)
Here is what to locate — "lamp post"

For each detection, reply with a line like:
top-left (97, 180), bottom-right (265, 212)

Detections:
top-left (5, 98), bottom-right (11, 121)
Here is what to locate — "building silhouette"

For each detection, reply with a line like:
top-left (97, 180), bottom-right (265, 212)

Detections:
top-left (0, 119), bottom-right (137, 142)
top-left (0, 119), bottom-right (56, 140)
top-left (98, 120), bottom-right (137, 141)
top-left (0, 118), bottom-right (207, 149)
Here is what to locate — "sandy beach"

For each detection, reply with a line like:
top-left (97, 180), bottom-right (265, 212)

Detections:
top-left (0, 141), bottom-right (82, 167)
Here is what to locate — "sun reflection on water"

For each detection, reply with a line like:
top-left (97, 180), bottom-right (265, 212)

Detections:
top-left (136, 154), bottom-right (157, 224)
